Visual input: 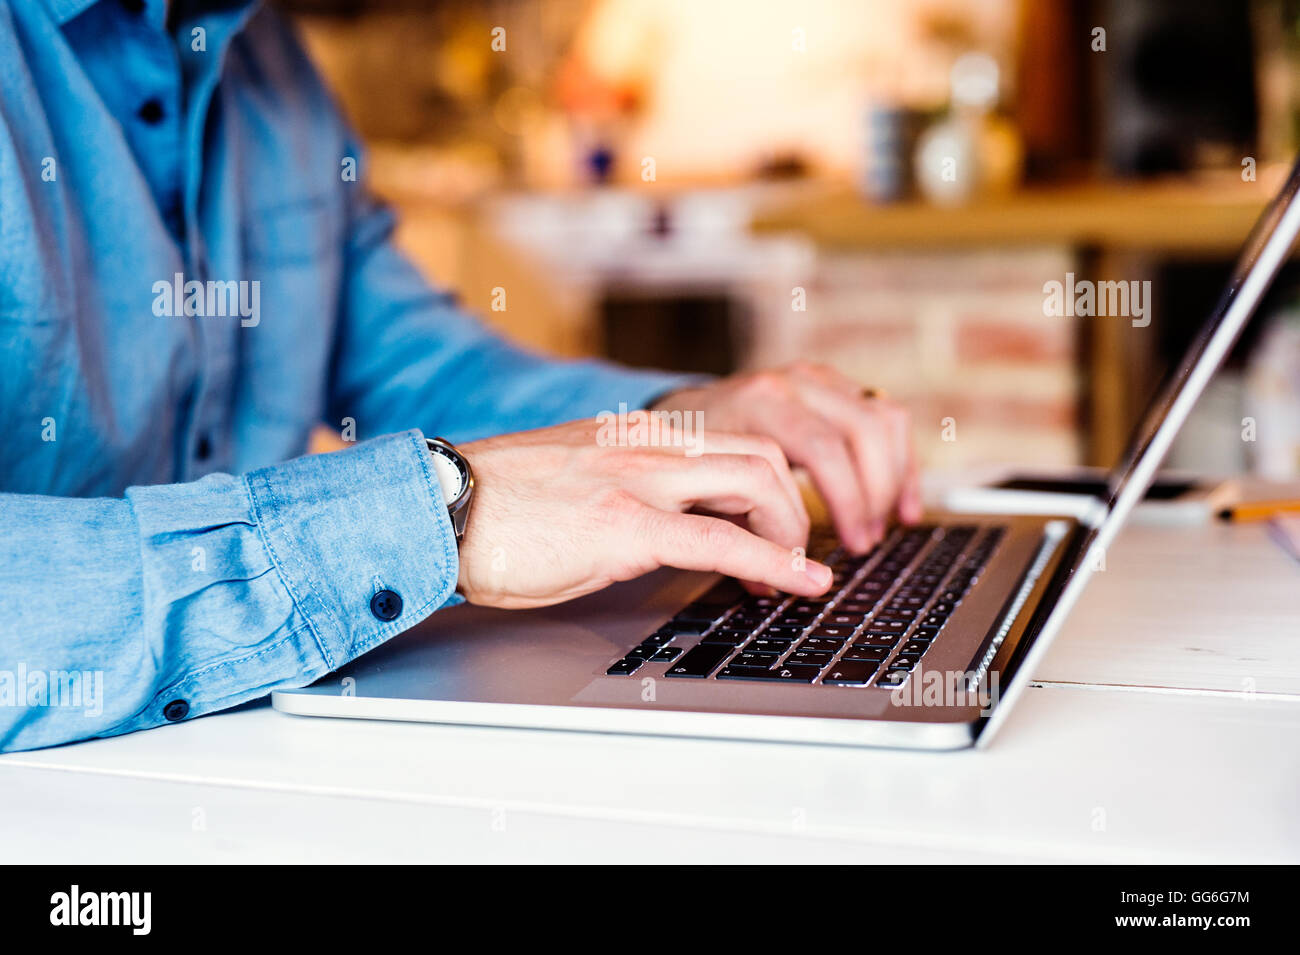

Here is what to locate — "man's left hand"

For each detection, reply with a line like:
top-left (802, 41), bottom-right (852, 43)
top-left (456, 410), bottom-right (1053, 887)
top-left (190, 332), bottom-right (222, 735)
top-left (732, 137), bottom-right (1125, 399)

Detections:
top-left (652, 362), bottom-right (922, 554)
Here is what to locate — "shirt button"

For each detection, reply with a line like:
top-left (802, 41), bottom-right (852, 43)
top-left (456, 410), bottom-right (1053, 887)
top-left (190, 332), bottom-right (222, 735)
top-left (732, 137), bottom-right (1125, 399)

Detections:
top-left (138, 98), bottom-right (165, 125)
top-left (163, 699), bottom-right (190, 722)
top-left (370, 589), bottom-right (403, 621)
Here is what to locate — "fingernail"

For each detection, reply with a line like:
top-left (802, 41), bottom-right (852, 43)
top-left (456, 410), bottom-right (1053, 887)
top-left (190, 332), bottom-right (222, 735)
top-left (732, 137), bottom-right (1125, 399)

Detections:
top-left (806, 562), bottom-right (832, 589)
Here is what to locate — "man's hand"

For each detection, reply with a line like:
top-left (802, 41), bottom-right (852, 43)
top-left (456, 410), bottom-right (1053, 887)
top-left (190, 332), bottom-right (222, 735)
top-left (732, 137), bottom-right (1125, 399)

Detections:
top-left (456, 418), bottom-right (833, 609)
top-left (651, 362), bottom-right (922, 553)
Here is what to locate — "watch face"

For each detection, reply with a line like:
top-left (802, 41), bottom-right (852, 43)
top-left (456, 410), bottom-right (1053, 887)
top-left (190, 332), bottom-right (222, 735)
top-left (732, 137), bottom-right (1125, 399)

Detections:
top-left (429, 445), bottom-right (468, 506)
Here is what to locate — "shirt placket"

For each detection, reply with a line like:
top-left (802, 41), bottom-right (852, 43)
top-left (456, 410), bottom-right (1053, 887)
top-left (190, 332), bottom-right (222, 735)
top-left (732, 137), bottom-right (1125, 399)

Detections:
top-left (174, 5), bottom-right (256, 481)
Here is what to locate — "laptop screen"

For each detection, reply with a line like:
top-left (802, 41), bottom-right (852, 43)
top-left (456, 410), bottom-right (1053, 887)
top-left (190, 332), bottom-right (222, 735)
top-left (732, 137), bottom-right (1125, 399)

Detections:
top-left (980, 158), bottom-right (1300, 745)
top-left (1101, 158), bottom-right (1300, 519)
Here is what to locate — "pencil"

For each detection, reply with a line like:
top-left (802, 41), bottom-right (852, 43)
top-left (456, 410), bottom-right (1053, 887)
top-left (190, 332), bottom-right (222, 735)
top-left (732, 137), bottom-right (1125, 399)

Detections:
top-left (1217, 499), bottom-right (1300, 522)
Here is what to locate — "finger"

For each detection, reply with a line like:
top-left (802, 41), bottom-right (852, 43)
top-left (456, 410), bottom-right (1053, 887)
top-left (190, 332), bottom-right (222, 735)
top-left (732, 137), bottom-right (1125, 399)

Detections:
top-left (694, 430), bottom-right (807, 531)
top-left (795, 382), bottom-right (905, 530)
top-left (611, 422), bottom-right (808, 529)
top-left (786, 366), bottom-right (918, 520)
top-left (633, 452), bottom-right (809, 551)
top-left (643, 509), bottom-right (832, 596)
top-left (787, 360), bottom-right (864, 398)
top-left (762, 403), bottom-right (875, 553)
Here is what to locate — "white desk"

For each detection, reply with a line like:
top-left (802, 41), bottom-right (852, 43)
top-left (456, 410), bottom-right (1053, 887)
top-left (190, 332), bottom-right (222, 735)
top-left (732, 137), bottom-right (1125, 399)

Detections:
top-left (5, 515), bottom-right (1299, 863)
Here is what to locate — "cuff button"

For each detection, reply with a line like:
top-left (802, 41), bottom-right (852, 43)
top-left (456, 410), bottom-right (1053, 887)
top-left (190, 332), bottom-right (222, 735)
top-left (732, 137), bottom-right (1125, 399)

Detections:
top-left (163, 699), bottom-right (190, 722)
top-left (370, 589), bottom-right (403, 621)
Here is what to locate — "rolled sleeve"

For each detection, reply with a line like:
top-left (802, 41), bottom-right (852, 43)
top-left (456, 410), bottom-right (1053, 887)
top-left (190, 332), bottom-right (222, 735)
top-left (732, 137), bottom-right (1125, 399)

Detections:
top-left (243, 428), bottom-right (460, 671)
top-left (0, 430), bottom-right (458, 751)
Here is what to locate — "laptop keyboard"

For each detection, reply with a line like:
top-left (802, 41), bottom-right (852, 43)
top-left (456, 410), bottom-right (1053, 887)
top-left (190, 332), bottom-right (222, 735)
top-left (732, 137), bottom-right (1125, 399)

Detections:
top-left (605, 523), bottom-right (1006, 688)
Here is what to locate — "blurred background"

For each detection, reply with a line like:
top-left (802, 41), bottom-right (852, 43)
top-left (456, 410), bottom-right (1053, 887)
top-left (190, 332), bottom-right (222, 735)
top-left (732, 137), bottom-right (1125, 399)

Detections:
top-left (285, 0), bottom-right (1300, 479)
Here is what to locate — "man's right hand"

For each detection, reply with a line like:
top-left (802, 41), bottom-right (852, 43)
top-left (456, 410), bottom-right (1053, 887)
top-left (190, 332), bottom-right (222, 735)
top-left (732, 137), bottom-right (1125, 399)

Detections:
top-left (453, 418), bottom-right (834, 609)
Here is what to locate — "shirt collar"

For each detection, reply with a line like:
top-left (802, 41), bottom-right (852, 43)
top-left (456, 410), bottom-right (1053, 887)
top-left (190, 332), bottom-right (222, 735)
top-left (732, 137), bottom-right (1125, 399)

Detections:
top-left (42, 0), bottom-right (258, 26)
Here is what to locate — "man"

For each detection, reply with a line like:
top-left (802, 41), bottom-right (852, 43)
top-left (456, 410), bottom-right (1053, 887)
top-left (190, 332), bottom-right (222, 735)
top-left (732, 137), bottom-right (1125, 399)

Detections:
top-left (0, 0), bottom-right (919, 751)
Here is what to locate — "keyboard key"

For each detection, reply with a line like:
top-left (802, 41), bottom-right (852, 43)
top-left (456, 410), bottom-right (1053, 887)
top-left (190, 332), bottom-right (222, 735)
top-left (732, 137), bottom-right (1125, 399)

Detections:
top-left (875, 669), bottom-right (909, 688)
top-left (823, 661), bottom-right (879, 686)
top-left (763, 624), bottom-right (807, 639)
top-left (732, 651), bottom-right (780, 667)
top-left (823, 612), bottom-right (866, 628)
top-left (868, 618), bottom-right (910, 631)
top-left (857, 632), bottom-right (901, 646)
top-left (643, 632), bottom-right (675, 647)
top-left (665, 620), bottom-right (710, 634)
top-left (778, 608), bottom-right (821, 622)
top-left (799, 638), bottom-right (845, 653)
top-left (762, 664), bottom-right (821, 682)
top-left (834, 601), bottom-right (875, 615)
top-left (880, 606), bottom-right (918, 618)
top-left (717, 665), bottom-right (778, 681)
top-left (749, 637), bottom-right (795, 653)
top-left (785, 650), bottom-right (833, 666)
top-left (606, 658), bottom-right (643, 676)
top-left (664, 643), bottom-right (732, 678)
top-left (700, 629), bottom-right (750, 646)
top-left (786, 601), bottom-right (826, 616)
top-left (810, 625), bottom-right (856, 640)
top-left (651, 646), bottom-right (683, 662)
top-left (841, 645), bottom-right (889, 662)
top-left (625, 644), bottom-right (657, 659)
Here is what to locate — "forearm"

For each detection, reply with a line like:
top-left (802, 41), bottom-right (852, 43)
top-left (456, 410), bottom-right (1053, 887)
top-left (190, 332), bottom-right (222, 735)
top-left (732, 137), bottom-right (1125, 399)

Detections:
top-left (327, 198), bottom-right (702, 443)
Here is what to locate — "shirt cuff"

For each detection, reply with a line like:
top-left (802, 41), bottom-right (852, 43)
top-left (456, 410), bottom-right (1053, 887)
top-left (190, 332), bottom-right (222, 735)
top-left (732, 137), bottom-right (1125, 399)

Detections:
top-left (634, 373), bottom-right (714, 412)
top-left (243, 428), bottom-right (461, 673)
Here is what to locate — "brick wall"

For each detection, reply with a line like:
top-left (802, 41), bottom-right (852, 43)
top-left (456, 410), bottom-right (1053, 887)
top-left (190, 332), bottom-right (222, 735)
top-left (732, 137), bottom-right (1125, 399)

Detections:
top-left (742, 247), bottom-right (1083, 472)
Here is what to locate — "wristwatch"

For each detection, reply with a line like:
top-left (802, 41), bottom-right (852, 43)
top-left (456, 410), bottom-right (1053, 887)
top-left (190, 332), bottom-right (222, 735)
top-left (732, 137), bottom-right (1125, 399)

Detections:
top-left (425, 437), bottom-right (475, 543)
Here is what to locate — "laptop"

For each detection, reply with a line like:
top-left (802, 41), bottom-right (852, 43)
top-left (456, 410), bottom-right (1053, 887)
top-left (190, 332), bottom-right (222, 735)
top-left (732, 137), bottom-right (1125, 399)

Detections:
top-left (274, 156), bottom-right (1300, 750)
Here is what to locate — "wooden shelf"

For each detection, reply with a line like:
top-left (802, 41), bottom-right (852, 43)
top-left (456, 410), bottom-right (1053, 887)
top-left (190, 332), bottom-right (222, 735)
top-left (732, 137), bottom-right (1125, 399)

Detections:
top-left (751, 178), bottom-right (1276, 255)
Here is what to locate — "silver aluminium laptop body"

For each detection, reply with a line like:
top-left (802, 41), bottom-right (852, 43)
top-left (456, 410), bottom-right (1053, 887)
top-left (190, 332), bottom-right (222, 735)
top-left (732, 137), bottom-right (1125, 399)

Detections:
top-left (274, 156), bottom-right (1300, 750)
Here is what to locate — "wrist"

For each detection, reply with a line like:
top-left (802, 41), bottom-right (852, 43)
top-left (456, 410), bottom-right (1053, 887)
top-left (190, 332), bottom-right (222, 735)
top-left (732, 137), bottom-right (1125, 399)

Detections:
top-left (647, 383), bottom-right (712, 415)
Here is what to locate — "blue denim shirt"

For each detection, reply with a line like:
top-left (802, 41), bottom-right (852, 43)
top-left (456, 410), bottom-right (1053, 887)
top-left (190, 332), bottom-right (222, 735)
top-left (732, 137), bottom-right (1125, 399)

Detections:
top-left (0, 0), bottom-right (688, 751)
